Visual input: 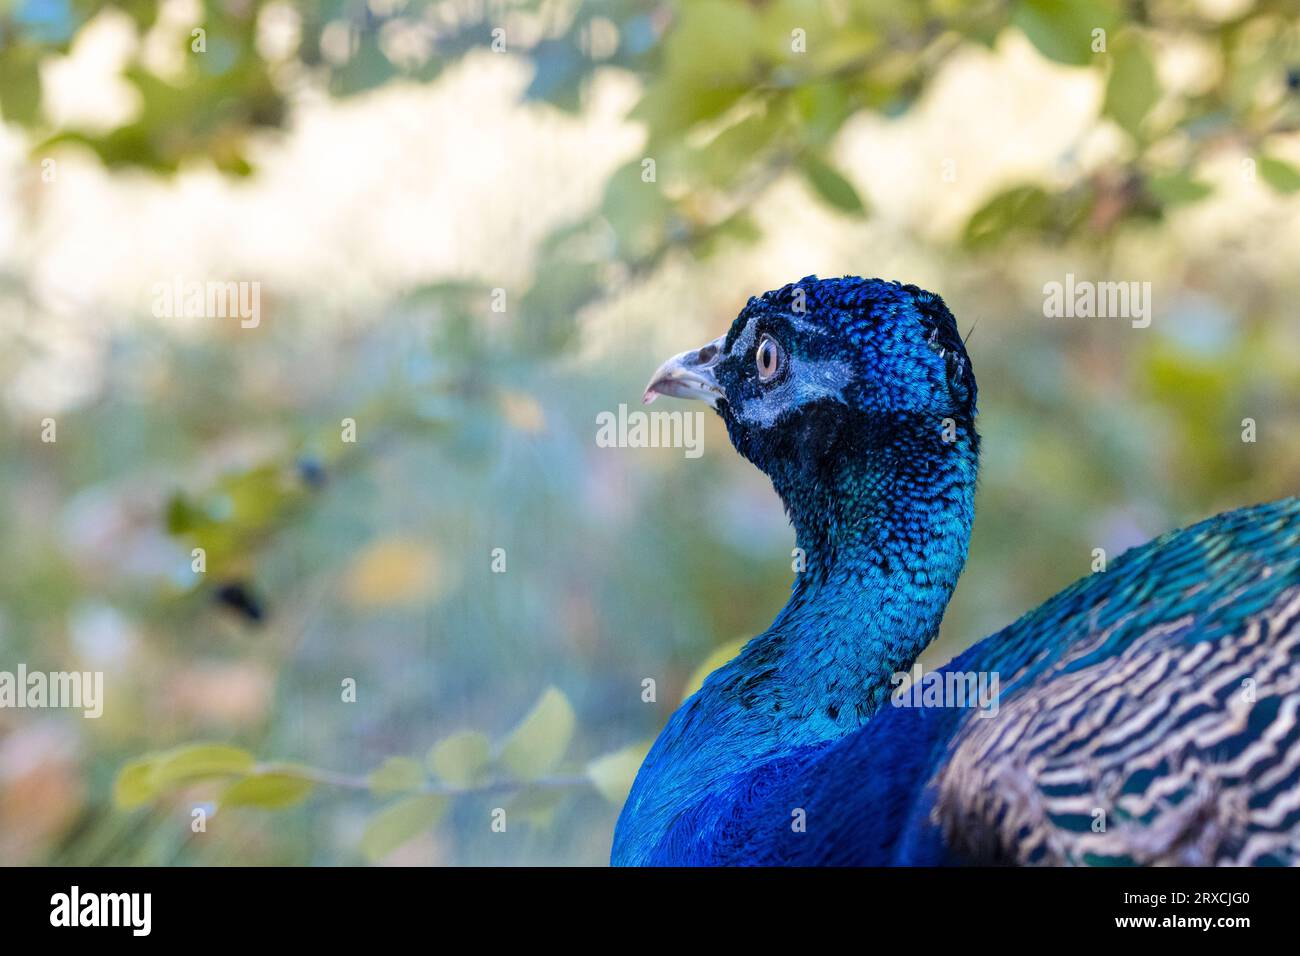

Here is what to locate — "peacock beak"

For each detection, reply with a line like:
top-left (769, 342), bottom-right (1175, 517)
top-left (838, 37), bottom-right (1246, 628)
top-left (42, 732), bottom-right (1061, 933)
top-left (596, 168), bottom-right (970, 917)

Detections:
top-left (643, 335), bottom-right (726, 407)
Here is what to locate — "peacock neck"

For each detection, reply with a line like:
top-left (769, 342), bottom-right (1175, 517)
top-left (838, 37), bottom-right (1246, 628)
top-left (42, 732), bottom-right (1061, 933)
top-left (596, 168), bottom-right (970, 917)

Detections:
top-left (610, 415), bottom-right (978, 865)
top-left (753, 414), bottom-right (979, 736)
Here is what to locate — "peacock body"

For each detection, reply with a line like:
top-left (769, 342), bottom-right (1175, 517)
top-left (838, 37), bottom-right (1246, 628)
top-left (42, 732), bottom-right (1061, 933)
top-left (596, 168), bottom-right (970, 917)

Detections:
top-left (612, 276), bottom-right (1300, 866)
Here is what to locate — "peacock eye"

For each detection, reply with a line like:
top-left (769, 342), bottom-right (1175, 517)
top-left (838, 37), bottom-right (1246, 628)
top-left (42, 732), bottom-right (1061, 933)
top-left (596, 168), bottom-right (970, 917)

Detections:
top-left (755, 334), bottom-right (784, 383)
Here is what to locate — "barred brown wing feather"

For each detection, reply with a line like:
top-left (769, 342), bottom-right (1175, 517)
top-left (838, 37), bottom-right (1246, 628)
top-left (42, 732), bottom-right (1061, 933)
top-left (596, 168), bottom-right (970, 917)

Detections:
top-left (935, 586), bottom-right (1300, 866)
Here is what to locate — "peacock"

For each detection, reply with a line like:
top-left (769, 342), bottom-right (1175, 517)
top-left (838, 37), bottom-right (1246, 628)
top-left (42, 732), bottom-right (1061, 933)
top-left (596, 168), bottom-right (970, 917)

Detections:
top-left (612, 276), bottom-right (1300, 866)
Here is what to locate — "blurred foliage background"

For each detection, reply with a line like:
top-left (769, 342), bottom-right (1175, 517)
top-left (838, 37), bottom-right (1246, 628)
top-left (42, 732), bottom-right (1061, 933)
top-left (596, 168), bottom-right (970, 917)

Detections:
top-left (0, 0), bottom-right (1298, 865)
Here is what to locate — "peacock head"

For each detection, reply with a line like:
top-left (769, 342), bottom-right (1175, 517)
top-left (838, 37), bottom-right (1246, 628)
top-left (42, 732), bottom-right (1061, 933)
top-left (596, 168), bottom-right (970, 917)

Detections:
top-left (643, 277), bottom-right (978, 509)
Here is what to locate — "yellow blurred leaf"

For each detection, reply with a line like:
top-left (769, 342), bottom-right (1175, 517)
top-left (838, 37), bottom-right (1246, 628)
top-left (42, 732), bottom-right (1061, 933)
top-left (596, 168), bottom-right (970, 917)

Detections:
top-left (115, 743), bottom-right (256, 809)
top-left (367, 756), bottom-right (425, 796)
top-left (113, 757), bottom-right (159, 809)
top-left (1259, 156), bottom-right (1300, 195)
top-left (498, 687), bottom-right (575, 780)
top-left (149, 743), bottom-right (255, 788)
top-left (344, 538), bottom-right (441, 608)
top-left (361, 794), bottom-right (447, 863)
top-left (586, 740), bottom-right (653, 804)
top-left (221, 770), bottom-right (315, 809)
top-left (427, 731), bottom-right (491, 786)
top-left (505, 787), bottom-right (565, 830)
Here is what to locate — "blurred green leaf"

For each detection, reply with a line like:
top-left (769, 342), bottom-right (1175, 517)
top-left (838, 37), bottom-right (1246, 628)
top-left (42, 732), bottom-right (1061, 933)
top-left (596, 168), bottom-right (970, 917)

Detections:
top-left (367, 756), bottom-right (426, 796)
top-left (221, 771), bottom-right (315, 810)
top-left (962, 184), bottom-right (1051, 249)
top-left (1258, 156), bottom-right (1300, 194)
top-left (791, 82), bottom-right (853, 148)
top-left (600, 159), bottom-right (676, 260)
top-left (694, 211), bottom-right (763, 257)
top-left (0, 44), bottom-right (42, 126)
top-left (664, 0), bottom-right (764, 86)
top-left (113, 757), bottom-right (160, 809)
top-left (1147, 171), bottom-right (1213, 206)
top-left (150, 744), bottom-right (255, 788)
top-left (165, 493), bottom-right (210, 535)
top-left (220, 465), bottom-right (293, 529)
top-left (633, 79), bottom-right (750, 139)
top-left (800, 153), bottom-right (868, 215)
top-left (691, 110), bottom-right (787, 187)
top-left (107, 1), bottom-right (163, 33)
top-left (498, 686), bottom-right (575, 780)
top-left (1014, 0), bottom-right (1118, 67)
top-left (427, 731), bottom-right (491, 786)
top-left (361, 794), bottom-right (448, 863)
top-left (632, 1), bottom-right (763, 138)
top-left (1103, 32), bottom-right (1158, 138)
top-left (329, 34), bottom-right (397, 97)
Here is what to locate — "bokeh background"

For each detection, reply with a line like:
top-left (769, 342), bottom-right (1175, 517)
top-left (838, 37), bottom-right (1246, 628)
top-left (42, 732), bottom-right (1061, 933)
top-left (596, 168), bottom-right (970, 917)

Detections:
top-left (1, 0), bottom-right (1298, 865)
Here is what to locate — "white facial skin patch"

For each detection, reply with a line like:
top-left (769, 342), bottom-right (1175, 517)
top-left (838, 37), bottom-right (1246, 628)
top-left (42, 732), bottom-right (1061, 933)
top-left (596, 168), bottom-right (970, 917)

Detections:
top-left (726, 315), bottom-right (852, 429)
